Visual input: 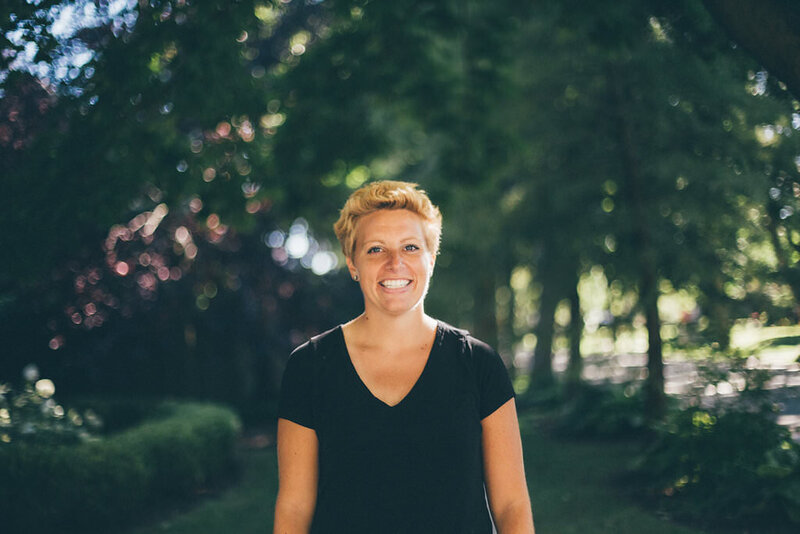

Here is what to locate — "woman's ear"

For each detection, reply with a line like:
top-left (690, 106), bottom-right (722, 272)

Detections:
top-left (346, 256), bottom-right (359, 281)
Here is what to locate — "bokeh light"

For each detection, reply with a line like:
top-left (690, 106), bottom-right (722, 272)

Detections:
top-left (35, 379), bottom-right (56, 398)
top-left (285, 219), bottom-right (311, 258)
top-left (311, 251), bottom-right (338, 275)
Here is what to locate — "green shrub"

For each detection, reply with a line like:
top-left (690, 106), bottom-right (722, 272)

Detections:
top-left (0, 436), bottom-right (152, 531)
top-left (0, 400), bottom-right (241, 533)
top-left (636, 403), bottom-right (800, 528)
top-left (552, 383), bottom-right (650, 438)
top-left (67, 395), bottom-right (162, 434)
top-left (122, 402), bottom-right (242, 498)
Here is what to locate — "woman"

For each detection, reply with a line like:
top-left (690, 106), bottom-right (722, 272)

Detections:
top-left (274, 181), bottom-right (535, 533)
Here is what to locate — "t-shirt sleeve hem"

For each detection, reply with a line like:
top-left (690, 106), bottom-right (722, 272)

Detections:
top-left (277, 414), bottom-right (316, 430)
top-left (277, 341), bottom-right (318, 430)
top-left (479, 393), bottom-right (515, 421)
top-left (468, 335), bottom-right (515, 420)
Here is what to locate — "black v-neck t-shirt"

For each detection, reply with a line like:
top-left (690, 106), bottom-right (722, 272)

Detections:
top-left (278, 321), bottom-right (515, 534)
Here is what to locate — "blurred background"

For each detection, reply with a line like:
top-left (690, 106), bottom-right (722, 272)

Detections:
top-left (2, 1), bottom-right (800, 533)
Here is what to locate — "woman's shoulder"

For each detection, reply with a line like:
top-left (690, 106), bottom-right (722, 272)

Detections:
top-left (288, 324), bottom-right (343, 362)
top-left (436, 320), bottom-right (497, 358)
top-left (436, 321), bottom-right (511, 404)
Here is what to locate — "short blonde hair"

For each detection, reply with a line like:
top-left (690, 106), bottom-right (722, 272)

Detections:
top-left (333, 180), bottom-right (442, 259)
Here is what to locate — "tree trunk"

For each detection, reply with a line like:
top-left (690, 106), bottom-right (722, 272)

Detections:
top-left (472, 267), bottom-right (499, 350)
top-left (609, 64), bottom-right (667, 420)
top-left (530, 278), bottom-right (558, 390)
top-left (641, 269), bottom-right (666, 418)
top-left (565, 276), bottom-right (584, 398)
top-left (765, 200), bottom-right (800, 320)
top-left (495, 271), bottom-right (516, 373)
top-left (699, 275), bottom-right (733, 350)
top-left (529, 246), bottom-right (560, 391)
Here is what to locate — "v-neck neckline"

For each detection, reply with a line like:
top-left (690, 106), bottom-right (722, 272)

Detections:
top-left (338, 321), bottom-right (443, 409)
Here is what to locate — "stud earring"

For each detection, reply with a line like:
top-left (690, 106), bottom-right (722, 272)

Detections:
top-left (353, 273), bottom-right (360, 282)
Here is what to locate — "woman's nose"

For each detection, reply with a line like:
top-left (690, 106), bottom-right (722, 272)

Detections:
top-left (387, 250), bottom-right (403, 268)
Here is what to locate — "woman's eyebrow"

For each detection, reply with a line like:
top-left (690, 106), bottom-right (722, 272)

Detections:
top-left (363, 236), bottom-right (421, 245)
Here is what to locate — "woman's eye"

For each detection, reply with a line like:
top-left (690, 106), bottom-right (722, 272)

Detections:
top-left (367, 246), bottom-right (382, 254)
top-left (404, 244), bottom-right (420, 252)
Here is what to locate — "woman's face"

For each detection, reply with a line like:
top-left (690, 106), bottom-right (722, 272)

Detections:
top-left (346, 209), bottom-right (436, 318)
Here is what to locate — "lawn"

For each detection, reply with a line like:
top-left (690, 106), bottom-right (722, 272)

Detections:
top-left (124, 412), bottom-right (712, 534)
top-left (521, 412), bottom-right (703, 534)
top-left (124, 435), bottom-right (279, 534)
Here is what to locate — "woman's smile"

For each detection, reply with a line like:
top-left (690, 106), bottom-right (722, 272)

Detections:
top-left (379, 279), bottom-right (412, 289)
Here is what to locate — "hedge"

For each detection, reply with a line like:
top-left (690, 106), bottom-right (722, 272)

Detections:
top-left (0, 401), bottom-right (241, 533)
top-left (635, 404), bottom-right (800, 529)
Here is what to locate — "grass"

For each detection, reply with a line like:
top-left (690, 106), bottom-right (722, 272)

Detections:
top-left (125, 440), bottom-right (278, 534)
top-left (125, 414), bottom-right (710, 534)
top-left (521, 412), bottom-right (703, 534)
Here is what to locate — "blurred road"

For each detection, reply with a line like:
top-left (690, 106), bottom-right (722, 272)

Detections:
top-left (550, 349), bottom-right (800, 440)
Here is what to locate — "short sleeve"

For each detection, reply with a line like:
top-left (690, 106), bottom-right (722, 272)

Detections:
top-left (471, 338), bottom-right (515, 420)
top-left (277, 342), bottom-right (316, 429)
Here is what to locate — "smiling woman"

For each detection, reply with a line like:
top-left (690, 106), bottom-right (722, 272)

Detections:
top-left (345, 209), bottom-right (435, 319)
top-left (273, 181), bottom-right (535, 534)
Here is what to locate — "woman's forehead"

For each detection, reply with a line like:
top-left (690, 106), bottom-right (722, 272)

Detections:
top-left (356, 209), bottom-right (426, 240)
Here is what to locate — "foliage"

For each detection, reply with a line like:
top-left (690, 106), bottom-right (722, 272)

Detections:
top-left (701, 0), bottom-right (800, 99)
top-left (0, 364), bottom-right (101, 446)
top-left (636, 402), bottom-right (800, 528)
top-left (66, 395), bottom-right (161, 434)
top-left (0, 0), bottom-right (457, 408)
top-left (0, 200), bottom-right (360, 420)
top-left (552, 383), bottom-right (651, 438)
top-left (0, 0), bottom-right (472, 286)
top-left (0, 400), bottom-right (241, 533)
top-left (127, 401), bottom-right (242, 498)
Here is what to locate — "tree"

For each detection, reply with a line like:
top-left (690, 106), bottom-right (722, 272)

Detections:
top-left (1, 0), bottom-right (337, 286)
top-left (702, 0), bottom-right (800, 98)
top-left (501, 0), bottom-right (800, 417)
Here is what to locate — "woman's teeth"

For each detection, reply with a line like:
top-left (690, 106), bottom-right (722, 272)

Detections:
top-left (380, 279), bottom-right (410, 289)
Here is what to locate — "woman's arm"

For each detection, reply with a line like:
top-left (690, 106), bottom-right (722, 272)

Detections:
top-left (482, 398), bottom-right (535, 534)
top-left (274, 418), bottom-right (319, 534)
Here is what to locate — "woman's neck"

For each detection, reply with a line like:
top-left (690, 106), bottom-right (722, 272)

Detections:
top-left (345, 309), bottom-right (437, 350)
